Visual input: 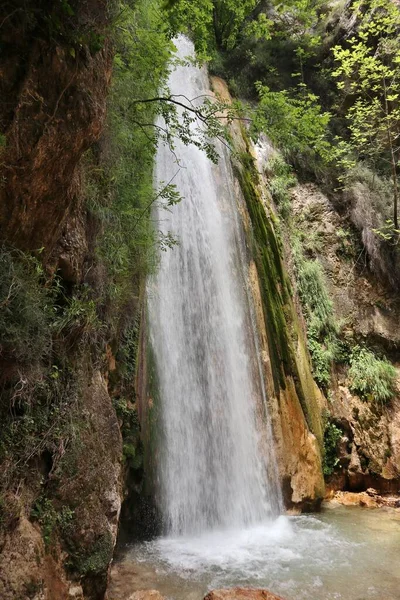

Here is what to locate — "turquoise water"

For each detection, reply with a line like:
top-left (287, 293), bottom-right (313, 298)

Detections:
top-left (109, 505), bottom-right (400, 600)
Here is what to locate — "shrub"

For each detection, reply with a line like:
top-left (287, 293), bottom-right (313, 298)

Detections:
top-left (323, 420), bottom-right (342, 476)
top-left (0, 247), bottom-right (53, 365)
top-left (267, 155), bottom-right (297, 218)
top-left (54, 288), bottom-right (102, 344)
top-left (348, 346), bottom-right (397, 404)
top-left (296, 258), bottom-right (337, 337)
top-left (293, 243), bottom-right (339, 387)
top-left (307, 337), bottom-right (336, 388)
top-left (253, 84), bottom-right (332, 175)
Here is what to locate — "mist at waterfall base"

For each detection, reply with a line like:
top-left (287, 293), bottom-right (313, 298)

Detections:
top-left (121, 38), bottom-right (400, 600)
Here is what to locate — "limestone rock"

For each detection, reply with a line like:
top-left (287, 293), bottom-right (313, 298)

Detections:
top-left (290, 182), bottom-right (400, 493)
top-left (332, 491), bottom-right (379, 508)
top-left (0, 515), bottom-right (70, 600)
top-left (330, 490), bottom-right (400, 508)
top-left (204, 588), bottom-right (286, 600)
top-left (127, 591), bottom-right (165, 600)
top-left (69, 585), bottom-right (84, 599)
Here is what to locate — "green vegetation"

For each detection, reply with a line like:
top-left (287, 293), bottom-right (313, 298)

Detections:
top-left (322, 419), bottom-right (342, 476)
top-left (31, 496), bottom-right (74, 549)
top-left (0, 247), bottom-right (53, 364)
top-left (253, 85), bottom-right (331, 170)
top-left (293, 245), bottom-right (339, 387)
top-left (68, 531), bottom-right (114, 576)
top-left (113, 396), bottom-right (143, 469)
top-left (165, 0), bottom-right (262, 54)
top-left (85, 0), bottom-right (173, 314)
top-left (332, 0), bottom-right (400, 229)
top-left (201, 0), bottom-right (400, 250)
top-left (267, 155), bottom-right (297, 218)
top-left (348, 346), bottom-right (397, 404)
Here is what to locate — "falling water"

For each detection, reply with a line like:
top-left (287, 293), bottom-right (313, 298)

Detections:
top-left (148, 36), bottom-right (282, 536)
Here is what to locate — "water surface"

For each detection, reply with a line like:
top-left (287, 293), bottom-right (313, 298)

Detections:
top-left (109, 505), bottom-right (400, 600)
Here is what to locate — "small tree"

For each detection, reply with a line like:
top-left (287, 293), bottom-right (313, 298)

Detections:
top-left (253, 83), bottom-right (331, 164)
top-left (333, 0), bottom-right (400, 228)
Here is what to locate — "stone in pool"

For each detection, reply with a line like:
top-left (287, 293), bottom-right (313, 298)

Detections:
top-left (204, 588), bottom-right (285, 600)
top-left (127, 591), bottom-right (165, 600)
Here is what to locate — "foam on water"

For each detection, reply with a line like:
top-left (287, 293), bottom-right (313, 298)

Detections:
top-left (133, 515), bottom-right (348, 583)
top-left (115, 507), bottom-right (400, 600)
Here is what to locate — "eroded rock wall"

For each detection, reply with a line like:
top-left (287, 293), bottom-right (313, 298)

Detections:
top-left (0, 0), bottom-right (112, 259)
top-left (290, 183), bottom-right (400, 494)
top-left (0, 2), bottom-right (125, 598)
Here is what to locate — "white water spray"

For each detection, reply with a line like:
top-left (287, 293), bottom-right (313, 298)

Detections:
top-left (148, 36), bottom-right (282, 536)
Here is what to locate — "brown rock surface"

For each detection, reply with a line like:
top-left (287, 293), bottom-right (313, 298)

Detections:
top-left (0, 515), bottom-right (69, 600)
top-left (0, 2), bottom-right (112, 259)
top-left (290, 182), bottom-right (400, 492)
top-left (127, 591), bottom-right (165, 600)
top-left (247, 205), bottom-right (325, 509)
top-left (204, 588), bottom-right (285, 600)
top-left (330, 490), bottom-right (400, 508)
top-left (0, 5), bottom-right (124, 599)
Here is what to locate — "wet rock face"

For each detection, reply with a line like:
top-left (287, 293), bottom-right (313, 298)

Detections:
top-left (204, 589), bottom-right (286, 600)
top-left (0, 1), bottom-right (113, 259)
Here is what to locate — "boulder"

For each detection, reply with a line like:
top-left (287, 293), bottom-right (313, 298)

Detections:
top-left (204, 588), bottom-right (286, 600)
top-left (127, 591), bottom-right (166, 600)
top-left (332, 491), bottom-right (379, 508)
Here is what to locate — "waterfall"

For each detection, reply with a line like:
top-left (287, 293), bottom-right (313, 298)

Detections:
top-left (148, 36), bottom-right (282, 537)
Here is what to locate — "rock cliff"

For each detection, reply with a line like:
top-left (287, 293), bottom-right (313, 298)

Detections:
top-left (0, 2), bottom-right (125, 598)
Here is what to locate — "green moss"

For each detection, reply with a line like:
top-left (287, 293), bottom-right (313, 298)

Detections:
top-left (235, 163), bottom-right (294, 394)
top-left (68, 531), bottom-right (114, 576)
top-left (235, 145), bottom-right (324, 444)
